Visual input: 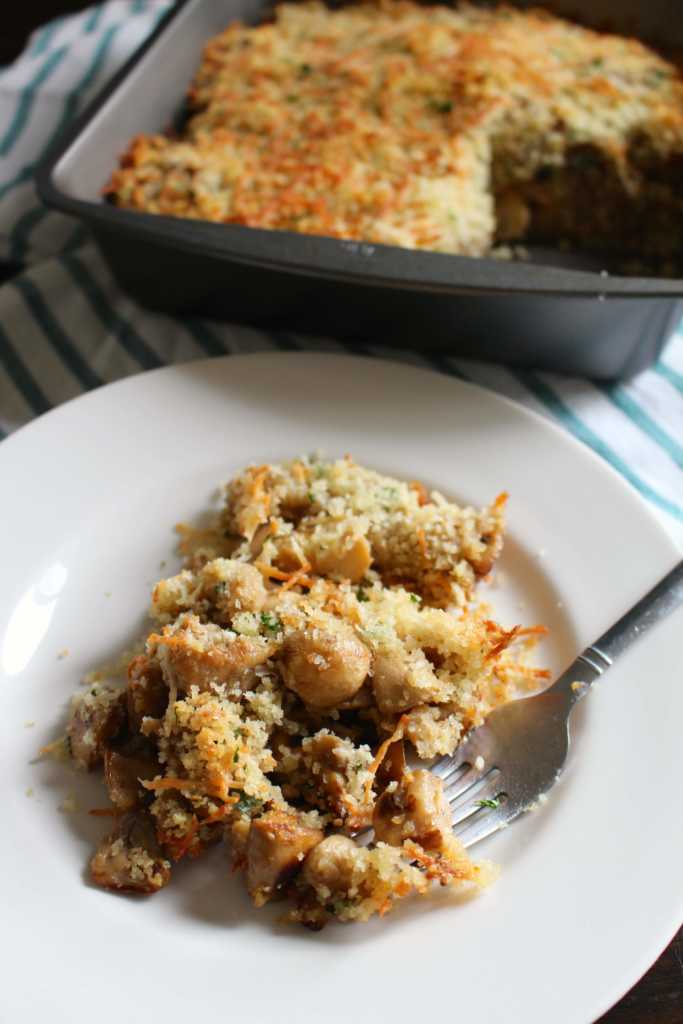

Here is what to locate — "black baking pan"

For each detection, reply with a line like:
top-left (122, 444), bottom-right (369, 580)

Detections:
top-left (36, 0), bottom-right (683, 379)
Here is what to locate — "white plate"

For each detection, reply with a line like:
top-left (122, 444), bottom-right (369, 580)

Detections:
top-left (1, 353), bottom-right (681, 1024)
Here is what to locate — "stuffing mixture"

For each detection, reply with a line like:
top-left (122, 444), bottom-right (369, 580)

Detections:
top-left (62, 456), bottom-right (547, 927)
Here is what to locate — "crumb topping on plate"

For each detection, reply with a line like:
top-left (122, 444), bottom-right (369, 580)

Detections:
top-left (63, 455), bottom-right (546, 928)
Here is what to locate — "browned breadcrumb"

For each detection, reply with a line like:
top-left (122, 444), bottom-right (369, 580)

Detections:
top-left (107, 2), bottom-right (683, 270)
top-left (60, 455), bottom-right (546, 927)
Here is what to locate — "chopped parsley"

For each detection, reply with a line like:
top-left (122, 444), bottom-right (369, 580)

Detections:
top-left (300, 62), bottom-right (312, 76)
top-left (260, 611), bottom-right (282, 633)
top-left (307, 490), bottom-right (315, 503)
top-left (331, 897), bottom-right (354, 914)
top-left (356, 587), bottom-right (369, 602)
top-left (429, 98), bottom-right (453, 114)
top-left (409, 593), bottom-right (421, 604)
top-left (235, 792), bottom-right (262, 815)
top-left (477, 797), bottom-right (501, 810)
top-left (646, 68), bottom-right (670, 85)
top-left (233, 750), bottom-right (240, 763)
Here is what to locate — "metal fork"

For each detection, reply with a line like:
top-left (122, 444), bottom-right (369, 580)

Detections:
top-left (433, 560), bottom-right (683, 849)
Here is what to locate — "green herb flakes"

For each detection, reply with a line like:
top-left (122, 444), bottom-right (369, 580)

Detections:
top-left (235, 792), bottom-right (262, 815)
top-left (428, 98), bottom-right (453, 114)
top-left (260, 611), bottom-right (282, 633)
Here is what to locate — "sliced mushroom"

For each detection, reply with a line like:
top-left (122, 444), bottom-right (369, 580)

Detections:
top-left (313, 535), bottom-right (372, 583)
top-left (67, 685), bottom-right (126, 770)
top-left (126, 655), bottom-right (168, 734)
top-left (302, 731), bottom-right (370, 820)
top-left (245, 810), bottom-right (323, 907)
top-left (375, 738), bottom-right (406, 789)
top-left (103, 737), bottom-right (159, 811)
top-left (371, 646), bottom-right (443, 714)
top-left (373, 769), bottom-right (452, 850)
top-left (152, 615), bottom-right (273, 693)
top-left (90, 811), bottom-right (171, 894)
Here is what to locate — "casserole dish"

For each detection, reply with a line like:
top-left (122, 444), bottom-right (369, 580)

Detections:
top-left (36, 0), bottom-right (683, 379)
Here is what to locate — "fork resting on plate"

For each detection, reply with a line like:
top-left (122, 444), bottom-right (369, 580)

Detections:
top-left (432, 560), bottom-right (683, 848)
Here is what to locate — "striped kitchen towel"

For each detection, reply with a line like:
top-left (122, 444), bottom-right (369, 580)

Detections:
top-left (0, 1), bottom-right (682, 549)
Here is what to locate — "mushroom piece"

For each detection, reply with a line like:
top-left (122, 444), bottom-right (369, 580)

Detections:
top-left (126, 655), bottom-right (168, 734)
top-left (103, 737), bottom-right (159, 811)
top-left (245, 810), bottom-right (323, 907)
top-left (375, 738), bottom-right (406, 790)
top-left (301, 731), bottom-right (372, 823)
top-left (201, 559), bottom-right (267, 622)
top-left (151, 615), bottom-right (273, 693)
top-left (373, 769), bottom-right (453, 850)
top-left (279, 621), bottom-right (370, 709)
top-left (336, 682), bottom-right (374, 710)
top-left (90, 811), bottom-right (171, 894)
top-left (313, 535), bottom-right (372, 583)
top-left (299, 834), bottom-right (362, 896)
top-left (371, 646), bottom-right (443, 714)
top-left (67, 685), bottom-right (126, 770)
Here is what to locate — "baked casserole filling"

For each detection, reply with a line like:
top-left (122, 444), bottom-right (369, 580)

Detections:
top-left (107, 1), bottom-right (683, 268)
top-left (63, 456), bottom-right (547, 927)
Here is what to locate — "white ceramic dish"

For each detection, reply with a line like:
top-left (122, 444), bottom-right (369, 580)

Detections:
top-left (1, 353), bottom-right (681, 1024)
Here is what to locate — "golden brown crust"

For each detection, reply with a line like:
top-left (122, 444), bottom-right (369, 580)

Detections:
top-left (107, 2), bottom-right (683, 264)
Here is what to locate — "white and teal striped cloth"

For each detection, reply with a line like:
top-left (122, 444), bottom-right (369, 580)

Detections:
top-left (1, 1), bottom-right (682, 548)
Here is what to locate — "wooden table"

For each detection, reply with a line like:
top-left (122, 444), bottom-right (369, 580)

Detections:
top-left (2, 5), bottom-right (681, 1020)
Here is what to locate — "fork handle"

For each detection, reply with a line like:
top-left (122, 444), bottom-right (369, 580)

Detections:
top-left (553, 560), bottom-right (683, 704)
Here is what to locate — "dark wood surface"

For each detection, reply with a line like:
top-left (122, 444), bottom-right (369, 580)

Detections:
top-left (1, 5), bottom-right (681, 1020)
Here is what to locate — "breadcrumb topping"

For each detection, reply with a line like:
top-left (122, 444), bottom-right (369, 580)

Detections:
top-left (108, 2), bottom-right (683, 267)
top-left (61, 455), bottom-right (546, 926)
